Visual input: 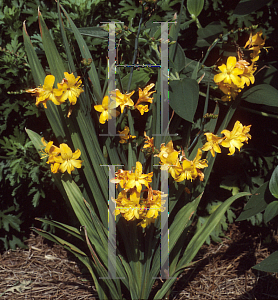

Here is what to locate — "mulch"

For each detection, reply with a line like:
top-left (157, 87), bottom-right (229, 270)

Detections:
top-left (0, 222), bottom-right (278, 300)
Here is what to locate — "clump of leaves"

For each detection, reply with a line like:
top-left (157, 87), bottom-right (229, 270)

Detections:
top-left (196, 200), bottom-right (236, 244)
top-left (0, 126), bottom-right (59, 250)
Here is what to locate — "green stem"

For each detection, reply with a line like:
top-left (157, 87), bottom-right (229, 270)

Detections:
top-left (126, 4), bottom-right (144, 93)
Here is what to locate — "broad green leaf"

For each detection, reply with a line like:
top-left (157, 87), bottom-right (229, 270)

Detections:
top-left (61, 175), bottom-right (107, 252)
top-left (169, 42), bottom-right (186, 73)
top-left (60, 4), bottom-right (102, 102)
top-left (169, 78), bottom-right (199, 123)
top-left (23, 22), bottom-right (45, 86)
top-left (269, 166), bottom-right (278, 198)
top-left (252, 251), bottom-right (278, 273)
top-left (25, 129), bottom-right (44, 154)
top-left (236, 182), bottom-right (272, 221)
top-left (241, 84), bottom-right (278, 107)
top-left (169, 194), bottom-right (201, 276)
top-left (257, 63), bottom-right (278, 87)
top-left (121, 68), bottom-right (152, 91)
top-left (233, 0), bottom-right (272, 16)
top-left (35, 218), bottom-right (84, 240)
top-left (264, 201), bottom-right (278, 224)
top-left (57, 2), bottom-right (75, 74)
top-left (169, 194), bottom-right (202, 253)
top-left (38, 9), bottom-right (66, 82)
top-left (77, 27), bottom-right (108, 39)
top-left (187, 0), bottom-right (204, 17)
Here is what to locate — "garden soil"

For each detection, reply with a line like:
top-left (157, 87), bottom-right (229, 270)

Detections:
top-left (0, 222), bottom-right (277, 300)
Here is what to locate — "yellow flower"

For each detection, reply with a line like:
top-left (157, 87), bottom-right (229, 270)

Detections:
top-left (136, 104), bottom-right (149, 115)
top-left (143, 132), bottom-right (155, 152)
top-left (235, 60), bottom-right (256, 87)
top-left (115, 190), bottom-right (142, 221)
top-left (134, 84), bottom-right (155, 115)
top-left (174, 149), bottom-right (207, 182)
top-left (202, 133), bottom-right (224, 157)
top-left (125, 161), bottom-right (153, 193)
top-left (244, 30), bottom-right (266, 59)
top-left (138, 188), bottom-right (166, 228)
top-left (245, 30), bottom-right (266, 49)
top-left (41, 138), bottom-right (61, 173)
top-left (241, 64), bottom-right (256, 87)
top-left (137, 83), bottom-right (155, 104)
top-left (174, 159), bottom-right (196, 182)
top-left (94, 95), bottom-right (118, 124)
top-left (155, 141), bottom-right (179, 165)
top-left (118, 126), bottom-right (136, 144)
top-left (26, 75), bottom-right (62, 108)
top-left (111, 169), bottom-right (130, 189)
top-left (192, 148), bottom-right (208, 181)
top-left (54, 144), bottom-right (83, 174)
top-left (220, 121), bottom-right (251, 155)
top-left (155, 140), bottom-right (181, 179)
top-left (216, 81), bottom-right (241, 102)
top-left (110, 89), bottom-right (135, 113)
top-left (193, 148), bottom-right (208, 170)
top-left (241, 124), bottom-right (252, 142)
top-left (54, 72), bottom-right (84, 105)
top-left (214, 56), bottom-right (244, 87)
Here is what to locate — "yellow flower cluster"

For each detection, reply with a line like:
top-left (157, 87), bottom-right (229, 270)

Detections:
top-left (202, 121), bottom-right (251, 156)
top-left (155, 142), bottom-right (208, 182)
top-left (26, 72), bottom-right (84, 108)
top-left (41, 138), bottom-right (83, 174)
top-left (214, 30), bottom-right (266, 102)
top-left (94, 84), bottom-right (155, 124)
top-left (112, 161), bottom-right (166, 228)
top-left (155, 121), bottom-right (251, 182)
top-left (244, 30), bottom-right (266, 61)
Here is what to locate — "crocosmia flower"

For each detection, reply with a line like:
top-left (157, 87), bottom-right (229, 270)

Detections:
top-left (54, 72), bottom-right (84, 105)
top-left (214, 56), bottom-right (244, 88)
top-left (137, 83), bottom-right (155, 104)
top-left (54, 144), bottom-right (83, 174)
top-left (110, 89), bottom-right (135, 113)
top-left (220, 121), bottom-right (251, 155)
top-left (202, 133), bottom-right (224, 157)
top-left (125, 161), bottom-right (153, 193)
top-left (94, 95), bottom-right (118, 124)
top-left (26, 75), bottom-right (63, 108)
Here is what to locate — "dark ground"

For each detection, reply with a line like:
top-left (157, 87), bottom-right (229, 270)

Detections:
top-left (0, 221), bottom-right (277, 300)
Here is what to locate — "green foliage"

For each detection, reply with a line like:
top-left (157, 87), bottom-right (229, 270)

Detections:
top-left (269, 165), bottom-right (278, 199)
top-left (253, 251), bottom-right (278, 273)
top-left (0, 124), bottom-right (59, 250)
top-left (1, 0), bottom-right (278, 297)
top-left (236, 164), bottom-right (278, 273)
top-left (197, 201), bottom-right (236, 244)
top-left (242, 85), bottom-right (278, 107)
top-left (236, 166), bottom-right (278, 224)
top-left (187, 0), bottom-right (204, 17)
top-left (169, 78), bottom-right (199, 123)
top-left (0, 38), bottom-right (29, 93)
